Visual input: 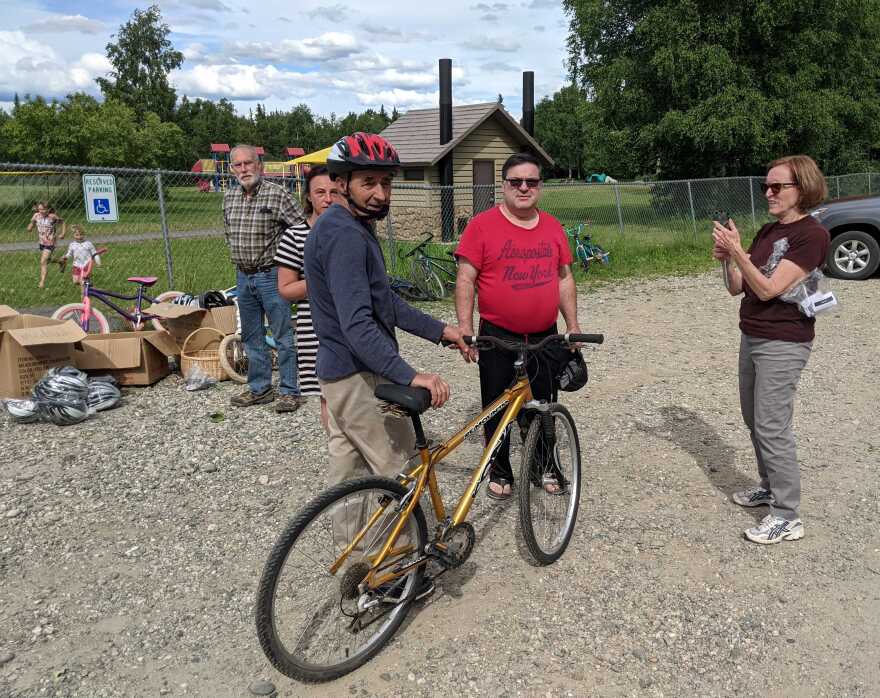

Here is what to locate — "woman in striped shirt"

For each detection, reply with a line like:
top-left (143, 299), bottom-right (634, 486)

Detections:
top-left (275, 166), bottom-right (341, 430)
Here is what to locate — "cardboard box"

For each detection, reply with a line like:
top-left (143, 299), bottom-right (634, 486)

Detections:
top-left (0, 310), bottom-right (88, 398)
top-left (148, 303), bottom-right (237, 348)
top-left (74, 331), bottom-right (180, 386)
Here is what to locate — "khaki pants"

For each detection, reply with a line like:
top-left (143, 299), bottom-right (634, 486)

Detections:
top-left (320, 372), bottom-right (417, 486)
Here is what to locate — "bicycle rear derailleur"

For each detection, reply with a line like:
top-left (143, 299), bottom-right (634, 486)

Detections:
top-left (427, 521), bottom-right (476, 569)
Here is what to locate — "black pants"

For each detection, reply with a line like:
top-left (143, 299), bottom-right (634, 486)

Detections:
top-left (478, 318), bottom-right (558, 482)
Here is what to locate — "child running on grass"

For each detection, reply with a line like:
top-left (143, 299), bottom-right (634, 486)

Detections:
top-left (27, 201), bottom-right (65, 288)
top-left (61, 225), bottom-right (101, 285)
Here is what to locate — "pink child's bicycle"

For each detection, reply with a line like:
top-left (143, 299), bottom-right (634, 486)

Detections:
top-left (51, 248), bottom-right (183, 333)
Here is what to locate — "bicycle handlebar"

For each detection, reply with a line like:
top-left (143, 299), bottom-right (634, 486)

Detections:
top-left (443, 332), bottom-right (604, 352)
top-left (402, 233), bottom-right (434, 258)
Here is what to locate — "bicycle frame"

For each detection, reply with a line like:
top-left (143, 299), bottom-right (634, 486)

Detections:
top-left (77, 279), bottom-right (160, 330)
top-left (328, 368), bottom-right (537, 589)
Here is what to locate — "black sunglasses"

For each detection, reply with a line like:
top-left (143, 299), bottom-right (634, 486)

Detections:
top-left (763, 181), bottom-right (798, 195)
top-left (504, 178), bottom-right (542, 189)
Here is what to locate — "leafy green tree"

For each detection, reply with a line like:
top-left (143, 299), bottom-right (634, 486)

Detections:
top-left (535, 85), bottom-right (589, 179)
top-left (563, 0), bottom-right (880, 178)
top-left (96, 4), bottom-right (183, 122)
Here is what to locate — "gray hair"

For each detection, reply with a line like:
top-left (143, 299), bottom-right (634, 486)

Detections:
top-left (230, 144), bottom-right (259, 161)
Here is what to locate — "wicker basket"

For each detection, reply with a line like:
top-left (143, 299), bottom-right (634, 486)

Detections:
top-left (180, 327), bottom-right (228, 382)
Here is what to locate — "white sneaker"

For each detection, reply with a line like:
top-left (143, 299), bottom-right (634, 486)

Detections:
top-left (732, 486), bottom-right (775, 507)
top-left (744, 515), bottom-right (804, 544)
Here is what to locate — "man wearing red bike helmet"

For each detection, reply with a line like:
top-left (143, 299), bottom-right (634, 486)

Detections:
top-left (305, 132), bottom-right (468, 486)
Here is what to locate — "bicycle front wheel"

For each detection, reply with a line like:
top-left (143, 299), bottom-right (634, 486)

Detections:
top-left (52, 303), bottom-right (110, 334)
top-left (518, 403), bottom-right (582, 565)
top-left (218, 333), bottom-right (248, 383)
top-left (256, 476), bottom-right (428, 683)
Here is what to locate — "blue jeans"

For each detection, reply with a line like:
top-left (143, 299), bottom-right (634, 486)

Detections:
top-left (236, 268), bottom-right (298, 396)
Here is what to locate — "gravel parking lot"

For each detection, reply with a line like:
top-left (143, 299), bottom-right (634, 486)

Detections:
top-left (1, 272), bottom-right (878, 697)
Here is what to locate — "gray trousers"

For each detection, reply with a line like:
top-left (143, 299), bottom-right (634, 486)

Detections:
top-left (738, 334), bottom-right (812, 520)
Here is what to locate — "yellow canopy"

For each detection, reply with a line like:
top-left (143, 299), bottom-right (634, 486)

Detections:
top-left (287, 146), bottom-right (333, 165)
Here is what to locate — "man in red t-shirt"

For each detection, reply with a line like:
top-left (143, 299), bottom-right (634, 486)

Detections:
top-left (455, 152), bottom-right (581, 499)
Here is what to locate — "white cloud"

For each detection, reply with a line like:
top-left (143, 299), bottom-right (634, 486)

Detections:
top-left (361, 24), bottom-right (436, 44)
top-left (228, 32), bottom-right (361, 62)
top-left (304, 3), bottom-right (348, 19)
top-left (356, 89), bottom-right (439, 110)
top-left (460, 36), bottom-right (519, 52)
top-left (182, 42), bottom-right (231, 66)
top-left (0, 31), bottom-right (109, 98)
top-left (22, 14), bottom-right (105, 34)
top-left (159, 0), bottom-right (232, 12)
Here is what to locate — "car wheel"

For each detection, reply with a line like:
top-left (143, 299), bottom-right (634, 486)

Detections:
top-left (826, 230), bottom-right (880, 280)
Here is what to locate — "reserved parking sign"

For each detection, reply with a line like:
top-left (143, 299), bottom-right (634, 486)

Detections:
top-left (82, 174), bottom-right (119, 222)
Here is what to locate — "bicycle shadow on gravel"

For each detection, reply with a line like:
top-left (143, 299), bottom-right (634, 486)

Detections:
top-left (635, 405), bottom-right (753, 498)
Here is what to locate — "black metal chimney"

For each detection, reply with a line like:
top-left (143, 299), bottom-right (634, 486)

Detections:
top-left (522, 71), bottom-right (535, 136)
top-left (439, 58), bottom-right (452, 146)
top-left (438, 58), bottom-right (454, 241)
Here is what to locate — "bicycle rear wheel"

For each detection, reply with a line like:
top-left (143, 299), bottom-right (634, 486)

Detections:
top-left (256, 476), bottom-right (428, 682)
top-left (52, 303), bottom-right (110, 334)
top-left (218, 333), bottom-right (248, 383)
top-left (518, 404), bottom-right (581, 565)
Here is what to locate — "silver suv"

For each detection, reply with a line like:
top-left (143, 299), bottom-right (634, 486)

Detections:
top-left (811, 196), bottom-right (880, 280)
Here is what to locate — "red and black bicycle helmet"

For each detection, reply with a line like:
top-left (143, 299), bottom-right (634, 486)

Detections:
top-left (326, 132), bottom-right (401, 178)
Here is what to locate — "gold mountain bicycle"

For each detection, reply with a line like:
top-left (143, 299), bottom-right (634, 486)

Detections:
top-left (255, 332), bottom-right (604, 682)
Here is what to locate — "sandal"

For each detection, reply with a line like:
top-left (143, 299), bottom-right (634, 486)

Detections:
top-left (487, 476), bottom-right (513, 500)
top-left (541, 473), bottom-right (566, 496)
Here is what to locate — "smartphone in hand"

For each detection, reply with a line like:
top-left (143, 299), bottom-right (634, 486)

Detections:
top-left (712, 210), bottom-right (731, 229)
top-left (712, 211), bottom-right (733, 288)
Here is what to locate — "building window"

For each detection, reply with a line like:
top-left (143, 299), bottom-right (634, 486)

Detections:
top-left (403, 168), bottom-right (425, 181)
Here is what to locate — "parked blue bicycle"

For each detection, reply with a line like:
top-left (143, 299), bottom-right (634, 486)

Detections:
top-left (566, 222), bottom-right (610, 273)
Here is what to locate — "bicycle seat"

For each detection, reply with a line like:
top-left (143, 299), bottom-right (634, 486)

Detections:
top-left (375, 384), bottom-right (431, 415)
top-left (127, 276), bottom-right (158, 287)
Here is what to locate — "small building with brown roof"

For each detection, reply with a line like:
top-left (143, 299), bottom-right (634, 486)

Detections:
top-left (380, 102), bottom-right (553, 239)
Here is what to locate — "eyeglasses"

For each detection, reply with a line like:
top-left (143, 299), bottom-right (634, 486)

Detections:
top-left (504, 178), bottom-right (541, 189)
top-left (763, 182), bottom-right (798, 195)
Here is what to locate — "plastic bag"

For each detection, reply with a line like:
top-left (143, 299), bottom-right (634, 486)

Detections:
top-left (760, 238), bottom-right (839, 318)
top-left (183, 365), bottom-right (218, 392)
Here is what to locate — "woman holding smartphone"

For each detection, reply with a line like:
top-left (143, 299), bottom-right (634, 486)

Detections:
top-left (712, 155), bottom-right (830, 545)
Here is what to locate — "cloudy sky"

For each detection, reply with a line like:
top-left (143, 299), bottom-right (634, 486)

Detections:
top-left (1, 1), bottom-right (571, 120)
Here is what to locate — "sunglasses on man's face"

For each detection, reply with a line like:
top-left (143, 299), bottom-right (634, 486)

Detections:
top-left (505, 178), bottom-right (542, 189)
top-left (763, 182), bottom-right (798, 195)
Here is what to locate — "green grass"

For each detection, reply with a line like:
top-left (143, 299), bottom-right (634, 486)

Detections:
top-left (0, 183), bottom-right (224, 244)
top-left (1, 237), bottom-right (233, 311)
top-left (3, 212), bottom-right (743, 311)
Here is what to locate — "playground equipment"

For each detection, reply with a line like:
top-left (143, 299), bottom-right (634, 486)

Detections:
top-left (191, 144), bottom-right (309, 193)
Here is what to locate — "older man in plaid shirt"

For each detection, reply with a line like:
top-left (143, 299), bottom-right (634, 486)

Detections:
top-left (224, 144), bottom-right (305, 411)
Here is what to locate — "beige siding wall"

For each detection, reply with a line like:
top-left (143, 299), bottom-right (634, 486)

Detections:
top-left (452, 118), bottom-right (520, 187)
top-left (452, 118), bottom-right (518, 218)
top-left (387, 119), bottom-right (523, 240)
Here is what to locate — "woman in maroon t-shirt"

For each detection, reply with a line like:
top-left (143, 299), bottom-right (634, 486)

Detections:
top-left (712, 155), bottom-right (830, 545)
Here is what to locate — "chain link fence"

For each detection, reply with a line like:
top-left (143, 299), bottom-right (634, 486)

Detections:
top-left (1, 161), bottom-right (877, 310)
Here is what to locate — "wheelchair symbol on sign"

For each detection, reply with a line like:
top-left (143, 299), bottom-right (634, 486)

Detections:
top-left (93, 199), bottom-right (111, 215)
